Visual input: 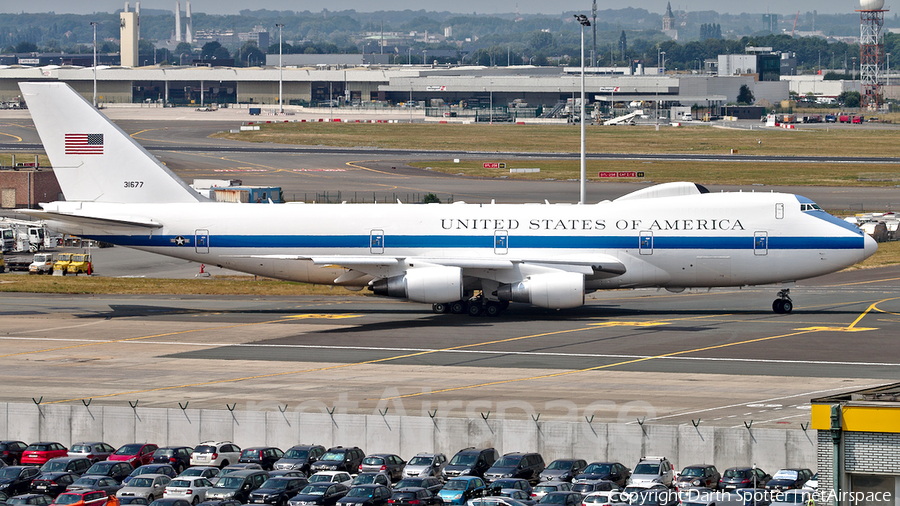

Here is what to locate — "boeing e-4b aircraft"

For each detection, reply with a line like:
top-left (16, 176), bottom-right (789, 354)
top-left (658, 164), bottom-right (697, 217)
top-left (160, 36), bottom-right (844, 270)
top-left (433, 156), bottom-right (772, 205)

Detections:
top-left (18, 82), bottom-right (877, 315)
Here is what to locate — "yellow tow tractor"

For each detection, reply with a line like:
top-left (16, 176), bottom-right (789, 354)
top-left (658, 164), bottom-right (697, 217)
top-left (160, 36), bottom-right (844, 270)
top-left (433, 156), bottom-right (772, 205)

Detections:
top-left (66, 254), bottom-right (93, 276)
top-left (52, 253), bottom-right (73, 275)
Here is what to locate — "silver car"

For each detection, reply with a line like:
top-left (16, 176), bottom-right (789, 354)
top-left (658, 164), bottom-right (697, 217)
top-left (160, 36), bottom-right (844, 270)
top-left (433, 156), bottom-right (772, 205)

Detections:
top-left (67, 443), bottom-right (117, 464)
top-left (403, 454), bottom-right (448, 479)
top-left (116, 474), bottom-right (172, 501)
top-left (628, 457), bottom-right (674, 488)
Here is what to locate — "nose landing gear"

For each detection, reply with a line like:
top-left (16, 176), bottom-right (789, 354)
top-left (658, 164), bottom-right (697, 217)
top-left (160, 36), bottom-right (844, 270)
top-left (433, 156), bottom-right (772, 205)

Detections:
top-left (772, 289), bottom-right (793, 314)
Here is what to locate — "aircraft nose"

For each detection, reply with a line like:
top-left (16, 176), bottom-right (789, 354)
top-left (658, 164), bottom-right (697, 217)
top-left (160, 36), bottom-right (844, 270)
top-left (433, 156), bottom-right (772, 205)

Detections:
top-left (863, 233), bottom-right (878, 260)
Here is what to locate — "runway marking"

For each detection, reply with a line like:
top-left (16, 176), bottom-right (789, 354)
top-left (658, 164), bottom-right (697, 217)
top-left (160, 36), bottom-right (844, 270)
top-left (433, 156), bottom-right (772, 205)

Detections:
top-left (589, 321), bottom-right (669, 327)
top-left (827, 276), bottom-right (900, 287)
top-left (0, 319), bottom-right (290, 359)
top-left (0, 132), bottom-right (23, 141)
top-left (284, 314), bottom-right (362, 319)
top-left (794, 326), bottom-right (876, 332)
top-left (2, 335), bottom-right (899, 368)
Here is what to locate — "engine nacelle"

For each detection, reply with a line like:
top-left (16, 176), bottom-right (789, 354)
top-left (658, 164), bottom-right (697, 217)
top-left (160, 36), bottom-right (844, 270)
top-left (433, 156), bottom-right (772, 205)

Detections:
top-left (370, 266), bottom-right (463, 303)
top-left (497, 272), bottom-right (585, 309)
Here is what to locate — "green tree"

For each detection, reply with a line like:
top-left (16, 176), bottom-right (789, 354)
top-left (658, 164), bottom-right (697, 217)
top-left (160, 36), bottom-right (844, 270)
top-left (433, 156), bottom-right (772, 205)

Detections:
top-left (838, 91), bottom-right (861, 107)
top-left (422, 193), bottom-right (441, 204)
top-left (15, 41), bottom-right (38, 53)
top-left (737, 84), bottom-right (754, 105)
top-left (201, 41), bottom-right (222, 59)
top-left (175, 42), bottom-right (193, 54)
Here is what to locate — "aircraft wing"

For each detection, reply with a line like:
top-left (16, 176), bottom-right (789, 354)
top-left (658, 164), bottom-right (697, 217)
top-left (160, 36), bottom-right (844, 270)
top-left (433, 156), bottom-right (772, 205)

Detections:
top-left (227, 253), bottom-right (626, 276)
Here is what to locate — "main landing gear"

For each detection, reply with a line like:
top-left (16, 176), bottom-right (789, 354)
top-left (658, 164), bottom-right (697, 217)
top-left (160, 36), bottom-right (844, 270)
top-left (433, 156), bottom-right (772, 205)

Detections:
top-left (772, 288), bottom-right (793, 314)
top-left (432, 296), bottom-right (509, 316)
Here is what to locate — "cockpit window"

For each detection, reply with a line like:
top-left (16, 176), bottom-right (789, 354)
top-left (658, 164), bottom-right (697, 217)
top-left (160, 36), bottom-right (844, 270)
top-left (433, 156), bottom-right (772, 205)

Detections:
top-left (800, 203), bottom-right (822, 211)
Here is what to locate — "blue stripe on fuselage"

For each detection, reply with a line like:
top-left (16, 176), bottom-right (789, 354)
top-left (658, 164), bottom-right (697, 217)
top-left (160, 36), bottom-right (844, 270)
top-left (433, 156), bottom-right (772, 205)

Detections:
top-left (85, 234), bottom-right (865, 250)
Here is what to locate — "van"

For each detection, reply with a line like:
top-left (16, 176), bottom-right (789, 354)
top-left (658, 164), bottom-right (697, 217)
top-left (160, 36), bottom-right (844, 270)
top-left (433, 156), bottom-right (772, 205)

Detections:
top-left (442, 448), bottom-right (499, 480)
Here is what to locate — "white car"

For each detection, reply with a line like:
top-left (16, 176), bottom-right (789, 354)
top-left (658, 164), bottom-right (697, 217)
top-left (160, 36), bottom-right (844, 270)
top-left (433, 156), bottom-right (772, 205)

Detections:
top-left (307, 472), bottom-right (353, 487)
top-left (191, 442), bottom-right (242, 468)
top-left (117, 474), bottom-right (172, 501)
top-left (582, 491), bottom-right (630, 506)
top-left (165, 476), bottom-right (214, 504)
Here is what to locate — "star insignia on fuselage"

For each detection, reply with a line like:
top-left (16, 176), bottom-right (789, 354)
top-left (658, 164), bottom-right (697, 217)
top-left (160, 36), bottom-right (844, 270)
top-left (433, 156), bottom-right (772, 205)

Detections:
top-left (172, 236), bottom-right (187, 246)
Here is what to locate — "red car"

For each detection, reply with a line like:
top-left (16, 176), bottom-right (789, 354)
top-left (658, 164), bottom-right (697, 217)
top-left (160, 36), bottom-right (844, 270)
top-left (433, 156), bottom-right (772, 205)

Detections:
top-left (107, 444), bottom-right (158, 469)
top-left (21, 442), bottom-right (69, 465)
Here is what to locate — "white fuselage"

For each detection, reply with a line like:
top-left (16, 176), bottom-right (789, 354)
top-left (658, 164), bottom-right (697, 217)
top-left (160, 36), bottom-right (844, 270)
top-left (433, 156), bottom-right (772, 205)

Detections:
top-left (40, 190), bottom-right (872, 291)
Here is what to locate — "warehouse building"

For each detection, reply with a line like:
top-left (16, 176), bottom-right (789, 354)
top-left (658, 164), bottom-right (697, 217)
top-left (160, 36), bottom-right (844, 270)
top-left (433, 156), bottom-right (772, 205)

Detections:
top-left (812, 383), bottom-right (900, 506)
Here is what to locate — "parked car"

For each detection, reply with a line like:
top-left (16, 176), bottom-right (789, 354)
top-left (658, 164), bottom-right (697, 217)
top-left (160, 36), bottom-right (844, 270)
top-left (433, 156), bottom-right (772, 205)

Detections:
top-left (39, 460), bottom-right (91, 478)
top-left (388, 487), bottom-right (442, 506)
top-left (359, 456), bottom-right (405, 483)
top-left (350, 475), bottom-right (389, 488)
top-left (52, 490), bottom-right (110, 506)
top-left (190, 444), bottom-right (242, 470)
top-left (117, 475), bottom-right (172, 501)
top-left (720, 469), bottom-right (771, 492)
top-left (467, 498), bottom-right (531, 506)
top-left (82, 462), bottom-right (135, 483)
top-left (484, 454), bottom-right (544, 485)
top-left (804, 474), bottom-right (817, 491)
top-left (275, 446), bottom-right (326, 475)
top-left (0, 443), bottom-right (28, 466)
top-left (124, 466), bottom-right (178, 485)
top-left (30, 473), bottom-right (79, 498)
top-left (248, 477), bottom-right (309, 506)
top-left (205, 470), bottom-right (269, 503)
top-left (443, 449), bottom-right (499, 480)
top-left (627, 458), bottom-right (673, 488)
top-left (393, 477), bottom-right (443, 494)
top-left (675, 466), bottom-right (720, 490)
top-left (768, 490), bottom-right (812, 506)
top-left (177, 468), bottom-right (220, 483)
top-left (67, 445), bottom-right (116, 466)
top-left (120, 498), bottom-right (151, 506)
top-left (148, 499), bottom-right (192, 506)
top-left (307, 473), bottom-right (353, 488)
top-left (401, 455), bottom-right (446, 480)
top-left (335, 485), bottom-right (391, 506)
top-left (7, 494), bottom-right (54, 506)
top-left (239, 449), bottom-right (285, 472)
top-left (269, 471), bottom-right (306, 480)
top-left (677, 488), bottom-right (743, 506)
top-left (570, 482), bottom-right (618, 495)
top-left (581, 490), bottom-right (629, 506)
top-left (22, 444), bottom-right (69, 466)
top-left (110, 445), bottom-right (159, 470)
top-left (287, 483), bottom-right (349, 506)
top-left (536, 492), bottom-right (583, 506)
top-left (540, 461), bottom-right (587, 484)
top-left (439, 477), bottom-right (488, 506)
top-left (152, 449), bottom-right (192, 474)
top-left (218, 464), bottom-right (263, 478)
top-left (164, 477), bottom-right (215, 505)
top-left (0, 467), bottom-right (43, 496)
top-left (195, 500), bottom-right (240, 506)
top-left (764, 470), bottom-right (812, 492)
top-left (496, 489), bottom-right (535, 506)
top-left (65, 476), bottom-right (123, 496)
top-left (574, 464), bottom-right (629, 488)
top-left (487, 479), bottom-right (533, 496)
top-left (311, 449), bottom-right (365, 475)
top-left (730, 488), bottom-right (772, 506)
top-left (531, 483), bottom-right (572, 501)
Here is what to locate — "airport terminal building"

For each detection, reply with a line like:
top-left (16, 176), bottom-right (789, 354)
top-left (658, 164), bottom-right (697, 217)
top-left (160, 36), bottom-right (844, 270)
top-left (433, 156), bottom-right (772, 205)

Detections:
top-left (0, 64), bottom-right (788, 113)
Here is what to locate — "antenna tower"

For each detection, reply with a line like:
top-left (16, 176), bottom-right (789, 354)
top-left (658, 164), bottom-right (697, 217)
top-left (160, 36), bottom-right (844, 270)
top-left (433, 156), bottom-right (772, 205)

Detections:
top-left (858, 0), bottom-right (888, 111)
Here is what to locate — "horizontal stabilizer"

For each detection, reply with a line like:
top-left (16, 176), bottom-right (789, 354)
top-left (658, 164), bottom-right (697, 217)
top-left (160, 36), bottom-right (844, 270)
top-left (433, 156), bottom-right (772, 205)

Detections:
top-left (19, 209), bottom-right (162, 229)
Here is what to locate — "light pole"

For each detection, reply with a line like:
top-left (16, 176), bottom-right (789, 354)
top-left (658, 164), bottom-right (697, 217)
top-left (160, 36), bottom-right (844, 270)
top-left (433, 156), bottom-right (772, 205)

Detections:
top-left (489, 80), bottom-right (493, 124)
top-left (575, 14), bottom-right (590, 205)
top-left (276, 23), bottom-right (284, 113)
top-left (888, 53), bottom-right (891, 86)
top-left (90, 21), bottom-right (98, 107)
top-left (661, 51), bottom-right (666, 73)
top-left (407, 48), bottom-right (411, 64)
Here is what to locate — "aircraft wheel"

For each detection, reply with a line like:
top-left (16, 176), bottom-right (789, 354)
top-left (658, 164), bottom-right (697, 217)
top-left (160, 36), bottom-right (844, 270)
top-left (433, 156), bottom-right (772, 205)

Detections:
top-left (781, 299), bottom-right (793, 314)
top-left (772, 300), bottom-right (783, 313)
top-left (485, 302), bottom-right (502, 317)
top-left (432, 303), bottom-right (450, 314)
top-left (467, 302), bottom-right (483, 316)
top-left (449, 300), bottom-right (467, 314)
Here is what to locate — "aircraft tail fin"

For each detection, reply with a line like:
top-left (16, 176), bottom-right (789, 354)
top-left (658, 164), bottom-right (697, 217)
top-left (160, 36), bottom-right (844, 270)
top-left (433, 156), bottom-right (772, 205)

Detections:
top-left (19, 82), bottom-right (205, 204)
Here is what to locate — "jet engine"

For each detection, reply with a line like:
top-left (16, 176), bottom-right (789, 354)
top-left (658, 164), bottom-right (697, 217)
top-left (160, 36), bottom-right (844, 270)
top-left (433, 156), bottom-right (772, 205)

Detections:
top-left (496, 272), bottom-right (585, 309)
top-left (370, 266), bottom-right (463, 303)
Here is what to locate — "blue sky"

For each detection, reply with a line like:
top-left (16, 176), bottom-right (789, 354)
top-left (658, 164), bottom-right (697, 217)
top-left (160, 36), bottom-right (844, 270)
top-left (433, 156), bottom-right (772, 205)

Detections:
top-left (10, 0), bottom-right (872, 15)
